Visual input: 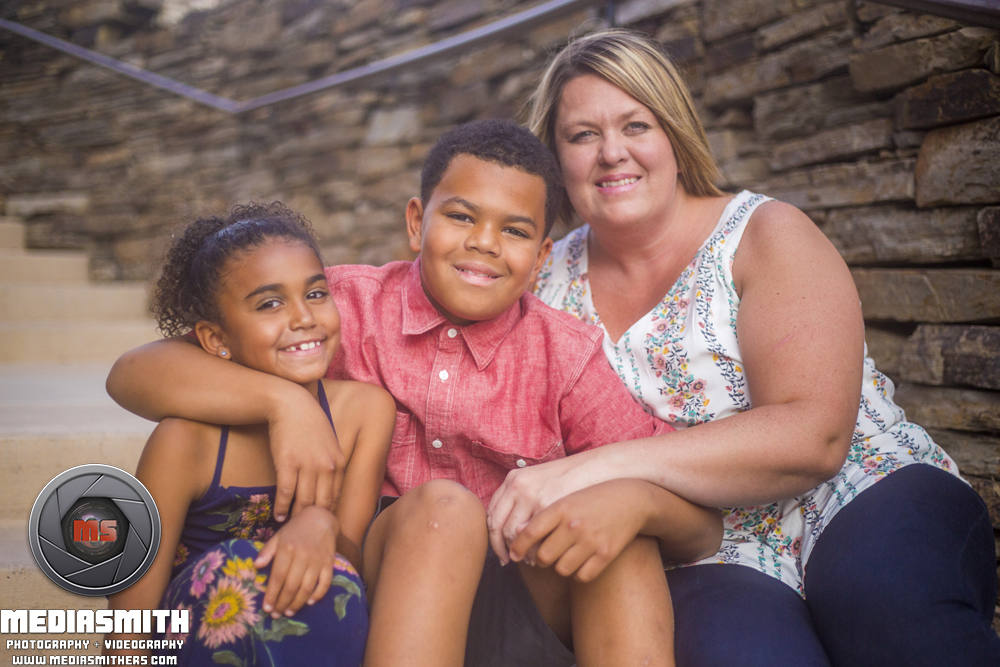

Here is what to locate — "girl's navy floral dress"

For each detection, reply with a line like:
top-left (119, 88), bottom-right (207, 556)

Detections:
top-left (155, 383), bottom-right (367, 667)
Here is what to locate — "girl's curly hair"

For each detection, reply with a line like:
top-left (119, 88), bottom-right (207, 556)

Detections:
top-left (152, 201), bottom-right (324, 337)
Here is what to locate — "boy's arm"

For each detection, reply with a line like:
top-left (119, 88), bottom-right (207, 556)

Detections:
top-left (104, 420), bottom-right (208, 658)
top-left (107, 337), bottom-right (345, 520)
top-left (506, 479), bottom-right (723, 582)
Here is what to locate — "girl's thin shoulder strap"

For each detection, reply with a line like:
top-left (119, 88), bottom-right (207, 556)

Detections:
top-left (316, 381), bottom-right (338, 438)
top-left (208, 426), bottom-right (229, 492)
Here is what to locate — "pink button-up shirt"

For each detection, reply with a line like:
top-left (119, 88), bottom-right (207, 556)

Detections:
top-left (326, 261), bottom-right (672, 505)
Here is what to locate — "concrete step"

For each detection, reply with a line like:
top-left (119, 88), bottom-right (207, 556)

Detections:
top-left (3, 433), bottom-right (147, 517)
top-left (0, 321), bottom-right (161, 363)
top-left (0, 520), bottom-right (108, 666)
top-left (0, 283), bottom-right (151, 321)
top-left (0, 249), bottom-right (90, 283)
top-left (0, 218), bottom-right (26, 250)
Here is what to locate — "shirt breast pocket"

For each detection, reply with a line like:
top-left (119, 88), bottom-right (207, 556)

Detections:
top-left (384, 411), bottom-right (419, 496)
top-left (466, 439), bottom-right (566, 499)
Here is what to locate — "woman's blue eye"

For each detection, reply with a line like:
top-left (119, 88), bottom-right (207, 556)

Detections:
top-left (569, 130), bottom-right (594, 142)
top-left (626, 122), bottom-right (651, 132)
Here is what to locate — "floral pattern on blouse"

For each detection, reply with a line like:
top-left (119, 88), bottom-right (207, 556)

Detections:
top-left (535, 190), bottom-right (961, 597)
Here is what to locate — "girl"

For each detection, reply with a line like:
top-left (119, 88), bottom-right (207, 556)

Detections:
top-left (106, 202), bottom-right (395, 666)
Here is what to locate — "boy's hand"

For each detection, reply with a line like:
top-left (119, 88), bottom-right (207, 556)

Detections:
top-left (487, 455), bottom-right (592, 564)
top-left (507, 479), bottom-right (648, 583)
top-left (255, 505), bottom-right (340, 617)
top-left (269, 393), bottom-right (346, 521)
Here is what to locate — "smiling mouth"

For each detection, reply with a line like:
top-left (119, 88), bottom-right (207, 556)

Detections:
top-left (281, 340), bottom-right (323, 353)
top-left (455, 265), bottom-right (501, 286)
top-left (598, 177), bottom-right (639, 188)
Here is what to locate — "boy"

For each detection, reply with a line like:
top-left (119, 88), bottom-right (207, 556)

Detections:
top-left (108, 120), bottom-right (722, 666)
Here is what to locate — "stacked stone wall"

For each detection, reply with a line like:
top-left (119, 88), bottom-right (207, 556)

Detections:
top-left (2, 0), bottom-right (999, 621)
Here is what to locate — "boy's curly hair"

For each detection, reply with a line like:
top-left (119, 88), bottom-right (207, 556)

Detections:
top-left (420, 119), bottom-right (565, 236)
top-left (152, 201), bottom-right (324, 337)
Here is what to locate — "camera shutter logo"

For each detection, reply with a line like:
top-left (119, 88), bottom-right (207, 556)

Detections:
top-left (29, 464), bottom-right (161, 596)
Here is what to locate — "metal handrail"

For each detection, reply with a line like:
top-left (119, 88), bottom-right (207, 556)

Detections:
top-left (0, 0), bottom-right (604, 114)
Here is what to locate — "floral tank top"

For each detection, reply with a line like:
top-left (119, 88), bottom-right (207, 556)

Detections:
top-left (534, 190), bottom-right (960, 596)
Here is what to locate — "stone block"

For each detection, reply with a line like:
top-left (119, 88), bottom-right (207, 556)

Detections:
top-left (858, 12), bottom-right (962, 53)
top-left (451, 43), bottom-right (533, 88)
top-left (896, 70), bottom-right (1000, 131)
top-left (717, 156), bottom-right (770, 187)
top-left (219, 9), bottom-right (281, 53)
top-left (320, 180), bottom-right (362, 208)
top-left (755, 1), bottom-right (849, 52)
top-left (824, 205), bottom-right (982, 264)
top-left (703, 28), bottom-right (853, 107)
top-left (770, 118), bottom-right (894, 171)
top-left (898, 324), bottom-right (1000, 390)
top-left (979, 207), bottom-right (1000, 259)
top-left (853, 269), bottom-right (1000, 323)
top-left (334, 0), bottom-right (384, 34)
top-left (703, 34), bottom-right (755, 74)
top-left (6, 192), bottom-right (90, 218)
top-left (915, 116), bottom-right (1000, 208)
top-left (926, 429), bottom-right (1000, 477)
top-left (57, 0), bottom-right (122, 29)
top-left (357, 147), bottom-right (408, 180)
top-left (364, 106), bottom-right (423, 146)
top-left (895, 384), bottom-right (1000, 433)
top-left (864, 326), bottom-right (908, 378)
top-left (702, 0), bottom-right (824, 42)
top-left (615, 0), bottom-right (692, 27)
top-left (855, 2), bottom-right (900, 23)
top-left (754, 76), bottom-right (865, 140)
top-left (362, 171), bottom-right (420, 208)
top-left (967, 475), bottom-right (1000, 527)
top-left (428, 0), bottom-right (486, 31)
top-left (528, 9), bottom-right (601, 49)
top-left (759, 159), bottom-right (915, 211)
top-left (849, 28), bottom-right (997, 94)
top-left (706, 129), bottom-right (758, 162)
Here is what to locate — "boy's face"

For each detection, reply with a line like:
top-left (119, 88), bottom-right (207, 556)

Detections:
top-left (406, 154), bottom-right (553, 326)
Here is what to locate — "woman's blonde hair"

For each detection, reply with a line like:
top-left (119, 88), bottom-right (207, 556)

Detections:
top-left (526, 28), bottom-right (723, 201)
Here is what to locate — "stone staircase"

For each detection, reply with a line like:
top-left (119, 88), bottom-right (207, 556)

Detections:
top-left (0, 217), bottom-right (158, 663)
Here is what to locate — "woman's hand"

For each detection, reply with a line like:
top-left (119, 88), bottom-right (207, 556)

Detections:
top-left (255, 506), bottom-right (340, 618)
top-left (487, 454), bottom-right (607, 564)
top-left (507, 479), bottom-right (650, 583)
top-left (268, 393), bottom-right (346, 521)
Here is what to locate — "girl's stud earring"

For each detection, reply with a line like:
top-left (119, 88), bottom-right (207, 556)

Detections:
top-left (220, 350), bottom-right (227, 357)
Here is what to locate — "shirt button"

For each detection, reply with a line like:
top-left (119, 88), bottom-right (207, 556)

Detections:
top-left (439, 369), bottom-right (449, 381)
top-left (447, 328), bottom-right (458, 338)
top-left (432, 439), bottom-right (443, 449)
top-left (516, 459), bottom-right (527, 468)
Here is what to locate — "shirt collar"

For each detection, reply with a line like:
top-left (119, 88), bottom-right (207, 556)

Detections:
top-left (401, 259), bottom-right (523, 371)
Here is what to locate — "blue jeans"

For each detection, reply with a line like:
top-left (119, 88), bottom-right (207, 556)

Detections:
top-left (667, 464), bottom-right (1000, 666)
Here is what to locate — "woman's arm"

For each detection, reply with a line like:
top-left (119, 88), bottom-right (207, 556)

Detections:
top-left (104, 419), bottom-right (211, 658)
top-left (489, 201), bottom-right (863, 542)
top-left (107, 338), bottom-right (345, 520)
top-left (505, 479), bottom-right (722, 581)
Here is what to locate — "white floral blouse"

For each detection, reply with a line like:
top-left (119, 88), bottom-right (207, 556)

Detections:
top-left (534, 190), bottom-right (960, 596)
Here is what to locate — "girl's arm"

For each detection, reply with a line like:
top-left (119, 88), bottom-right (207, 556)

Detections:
top-left (104, 419), bottom-right (214, 658)
top-left (489, 200), bottom-right (863, 549)
top-left (326, 381), bottom-right (396, 571)
top-left (107, 337), bottom-right (345, 521)
top-left (254, 381), bottom-right (395, 614)
top-left (506, 479), bottom-right (722, 582)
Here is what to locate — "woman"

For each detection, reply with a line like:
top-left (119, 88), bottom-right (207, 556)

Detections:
top-left (486, 29), bottom-right (999, 666)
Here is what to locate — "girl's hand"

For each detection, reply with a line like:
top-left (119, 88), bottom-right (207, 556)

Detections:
top-left (255, 506), bottom-right (340, 617)
top-left (269, 392), bottom-right (347, 521)
top-left (506, 479), bottom-right (649, 583)
top-left (487, 455), bottom-right (601, 564)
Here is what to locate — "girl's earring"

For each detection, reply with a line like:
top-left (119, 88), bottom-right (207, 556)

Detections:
top-left (220, 349), bottom-right (228, 358)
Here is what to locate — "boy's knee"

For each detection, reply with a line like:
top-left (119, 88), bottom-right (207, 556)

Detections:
top-left (398, 480), bottom-right (487, 543)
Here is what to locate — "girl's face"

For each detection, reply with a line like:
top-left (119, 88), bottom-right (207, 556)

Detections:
top-left (553, 73), bottom-right (682, 232)
top-left (205, 240), bottom-right (340, 389)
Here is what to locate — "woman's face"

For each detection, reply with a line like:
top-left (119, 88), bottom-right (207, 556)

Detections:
top-left (554, 73), bottom-right (681, 231)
